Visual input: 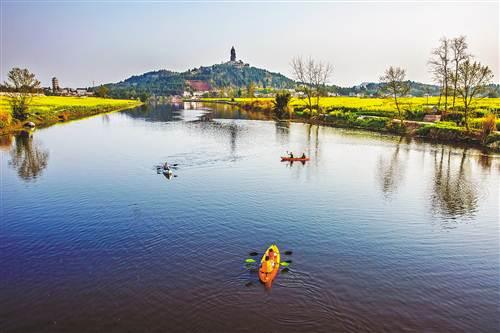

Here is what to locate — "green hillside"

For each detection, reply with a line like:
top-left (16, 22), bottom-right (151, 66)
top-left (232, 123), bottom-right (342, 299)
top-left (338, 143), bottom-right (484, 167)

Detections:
top-left (104, 63), bottom-right (295, 99)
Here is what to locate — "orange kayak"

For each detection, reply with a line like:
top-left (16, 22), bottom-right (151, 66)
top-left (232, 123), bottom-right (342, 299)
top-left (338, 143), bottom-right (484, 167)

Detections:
top-left (281, 157), bottom-right (309, 162)
top-left (258, 244), bottom-right (280, 286)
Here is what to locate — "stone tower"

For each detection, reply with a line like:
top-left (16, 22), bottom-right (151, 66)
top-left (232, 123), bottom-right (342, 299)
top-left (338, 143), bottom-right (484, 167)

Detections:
top-left (230, 46), bottom-right (236, 62)
top-left (52, 77), bottom-right (60, 92)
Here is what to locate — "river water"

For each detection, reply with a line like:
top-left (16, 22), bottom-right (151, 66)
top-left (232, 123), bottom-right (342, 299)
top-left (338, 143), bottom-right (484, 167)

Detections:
top-left (1, 102), bottom-right (498, 332)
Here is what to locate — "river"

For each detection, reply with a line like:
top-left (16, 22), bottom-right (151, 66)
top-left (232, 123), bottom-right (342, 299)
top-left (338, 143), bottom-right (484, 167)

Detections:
top-left (1, 102), bottom-right (498, 332)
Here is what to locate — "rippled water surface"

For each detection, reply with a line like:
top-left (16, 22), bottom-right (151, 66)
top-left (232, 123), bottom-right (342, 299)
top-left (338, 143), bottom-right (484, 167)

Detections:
top-left (1, 103), bottom-right (499, 332)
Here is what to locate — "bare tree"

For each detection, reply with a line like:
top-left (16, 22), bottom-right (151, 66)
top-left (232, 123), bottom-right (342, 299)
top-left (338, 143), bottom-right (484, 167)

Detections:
top-left (380, 66), bottom-right (410, 124)
top-left (450, 36), bottom-right (469, 109)
top-left (452, 59), bottom-right (493, 131)
top-left (4, 68), bottom-right (41, 120)
top-left (429, 38), bottom-right (451, 114)
top-left (291, 57), bottom-right (332, 113)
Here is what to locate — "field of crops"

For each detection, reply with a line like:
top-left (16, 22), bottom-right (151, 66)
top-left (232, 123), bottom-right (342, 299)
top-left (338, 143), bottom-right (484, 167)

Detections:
top-left (0, 95), bottom-right (142, 132)
top-left (0, 95), bottom-right (140, 114)
top-left (201, 96), bottom-right (500, 113)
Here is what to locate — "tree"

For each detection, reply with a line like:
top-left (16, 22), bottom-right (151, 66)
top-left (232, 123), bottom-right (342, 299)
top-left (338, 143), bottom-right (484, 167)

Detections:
top-left (450, 36), bottom-right (469, 109)
top-left (246, 81), bottom-right (255, 98)
top-left (273, 91), bottom-right (292, 119)
top-left (452, 59), bottom-right (493, 131)
top-left (379, 66), bottom-right (410, 125)
top-left (429, 38), bottom-right (451, 114)
top-left (291, 56), bottom-right (332, 112)
top-left (4, 68), bottom-right (41, 121)
top-left (138, 91), bottom-right (151, 103)
top-left (96, 85), bottom-right (109, 98)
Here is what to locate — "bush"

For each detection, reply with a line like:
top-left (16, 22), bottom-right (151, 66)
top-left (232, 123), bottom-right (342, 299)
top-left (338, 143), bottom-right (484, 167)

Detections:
top-left (12, 104), bottom-right (29, 121)
top-left (441, 112), bottom-right (464, 124)
top-left (481, 113), bottom-right (497, 142)
top-left (405, 109), bottom-right (427, 121)
top-left (0, 110), bottom-right (12, 128)
top-left (416, 122), bottom-right (470, 141)
top-left (473, 109), bottom-right (488, 118)
top-left (273, 91), bottom-right (291, 119)
top-left (484, 131), bottom-right (500, 145)
top-left (355, 116), bottom-right (388, 130)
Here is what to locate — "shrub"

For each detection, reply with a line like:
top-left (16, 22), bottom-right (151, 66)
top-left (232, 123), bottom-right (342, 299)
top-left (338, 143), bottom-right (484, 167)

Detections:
top-left (484, 131), bottom-right (500, 145)
top-left (273, 91), bottom-right (291, 119)
top-left (473, 109), bottom-right (488, 118)
top-left (0, 110), bottom-right (12, 128)
top-left (441, 112), bottom-right (463, 125)
top-left (12, 104), bottom-right (29, 121)
top-left (405, 109), bottom-right (427, 121)
top-left (481, 113), bottom-right (497, 142)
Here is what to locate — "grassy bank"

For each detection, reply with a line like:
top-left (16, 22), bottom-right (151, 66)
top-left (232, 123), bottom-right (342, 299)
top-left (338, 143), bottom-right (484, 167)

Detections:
top-left (200, 96), bottom-right (500, 151)
top-left (0, 95), bottom-right (142, 135)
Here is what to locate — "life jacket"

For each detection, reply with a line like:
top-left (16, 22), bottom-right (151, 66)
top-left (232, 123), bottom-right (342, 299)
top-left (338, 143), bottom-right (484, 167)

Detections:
top-left (264, 260), bottom-right (273, 273)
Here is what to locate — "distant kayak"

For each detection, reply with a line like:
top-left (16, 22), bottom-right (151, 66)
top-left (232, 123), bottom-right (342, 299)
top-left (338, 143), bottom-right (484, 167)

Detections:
top-left (258, 244), bottom-right (280, 285)
top-left (281, 157), bottom-right (310, 162)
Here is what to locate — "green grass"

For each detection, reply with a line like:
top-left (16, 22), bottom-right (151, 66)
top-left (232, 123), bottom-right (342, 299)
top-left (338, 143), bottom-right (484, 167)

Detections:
top-left (0, 95), bottom-right (142, 132)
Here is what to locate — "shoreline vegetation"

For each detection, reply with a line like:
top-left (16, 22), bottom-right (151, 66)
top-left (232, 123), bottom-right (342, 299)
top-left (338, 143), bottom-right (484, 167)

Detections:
top-left (194, 97), bottom-right (500, 152)
top-left (0, 95), bottom-right (143, 135)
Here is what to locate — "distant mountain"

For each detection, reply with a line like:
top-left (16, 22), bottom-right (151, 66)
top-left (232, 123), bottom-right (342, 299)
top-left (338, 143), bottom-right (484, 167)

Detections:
top-left (104, 62), bottom-right (295, 99)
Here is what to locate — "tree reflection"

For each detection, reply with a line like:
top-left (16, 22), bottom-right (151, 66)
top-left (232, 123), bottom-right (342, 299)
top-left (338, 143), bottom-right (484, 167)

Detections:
top-left (431, 147), bottom-right (478, 220)
top-left (8, 131), bottom-right (49, 182)
top-left (275, 121), bottom-right (289, 145)
top-left (377, 138), bottom-right (406, 199)
top-left (0, 134), bottom-right (13, 151)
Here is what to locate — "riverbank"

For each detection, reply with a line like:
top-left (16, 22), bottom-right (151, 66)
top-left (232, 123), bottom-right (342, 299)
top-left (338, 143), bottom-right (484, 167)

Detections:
top-left (195, 97), bottom-right (500, 152)
top-left (0, 96), bottom-right (143, 135)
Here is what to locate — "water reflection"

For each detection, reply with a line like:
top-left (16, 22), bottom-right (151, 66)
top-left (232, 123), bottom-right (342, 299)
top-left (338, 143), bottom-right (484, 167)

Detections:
top-left (377, 138), bottom-right (407, 199)
top-left (8, 131), bottom-right (49, 182)
top-left (275, 121), bottom-right (290, 145)
top-left (430, 147), bottom-right (478, 222)
top-left (305, 124), bottom-right (320, 160)
top-left (0, 134), bottom-right (13, 151)
top-left (123, 104), bottom-right (183, 122)
top-left (476, 153), bottom-right (493, 171)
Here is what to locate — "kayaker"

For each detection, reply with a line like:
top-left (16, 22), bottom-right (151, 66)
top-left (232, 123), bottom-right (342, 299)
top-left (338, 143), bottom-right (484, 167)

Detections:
top-left (289, 152), bottom-right (294, 159)
top-left (268, 248), bottom-right (277, 261)
top-left (163, 161), bottom-right (170, 170)
top-left (301, 153), bottom-right (306, 159)
top-left (260, 255), bottom-right (274, 274)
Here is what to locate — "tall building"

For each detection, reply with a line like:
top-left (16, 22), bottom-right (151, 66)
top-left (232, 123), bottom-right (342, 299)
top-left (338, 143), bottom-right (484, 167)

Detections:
top-left (230, 46), bottom-right (236, 62)
top-left (52, 77), bottom-right (60, 92)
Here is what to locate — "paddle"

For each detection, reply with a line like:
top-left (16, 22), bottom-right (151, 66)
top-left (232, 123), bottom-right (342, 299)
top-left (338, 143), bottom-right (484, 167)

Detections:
top-left (248, 250), bottom-right (292, 256)
top-left (244, 259), bottom-right (292, 266)
top-left (156, 163), bottom-right (179, 168)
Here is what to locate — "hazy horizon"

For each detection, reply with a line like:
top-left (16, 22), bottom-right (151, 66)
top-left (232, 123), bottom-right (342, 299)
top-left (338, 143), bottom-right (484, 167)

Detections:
top-left (1, 1), bottom-right (498, 88)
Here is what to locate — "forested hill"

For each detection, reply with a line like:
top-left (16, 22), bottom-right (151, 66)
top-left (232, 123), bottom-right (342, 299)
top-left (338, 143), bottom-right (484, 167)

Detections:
top-left (104, 63), bottom-right (295, 99)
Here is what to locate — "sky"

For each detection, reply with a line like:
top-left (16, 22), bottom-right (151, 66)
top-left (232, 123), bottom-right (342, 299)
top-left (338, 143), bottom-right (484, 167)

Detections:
top-left (1, 1), bottom-right (498, 88)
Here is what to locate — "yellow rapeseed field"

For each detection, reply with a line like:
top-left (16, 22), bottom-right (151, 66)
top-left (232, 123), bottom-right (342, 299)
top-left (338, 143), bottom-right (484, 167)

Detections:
top-left (202, 96), bottom-right (500, 113)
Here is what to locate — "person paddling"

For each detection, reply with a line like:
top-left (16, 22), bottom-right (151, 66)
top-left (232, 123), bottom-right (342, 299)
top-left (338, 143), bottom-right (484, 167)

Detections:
top-left (260, 255), bottom-right (274, 276)
top-left (301, 153), bottom-right (306, 159)
top-left (289, 152), bottom-right (294, 159)
top-left (268, 248), bottom-right (277, 261)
